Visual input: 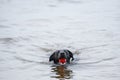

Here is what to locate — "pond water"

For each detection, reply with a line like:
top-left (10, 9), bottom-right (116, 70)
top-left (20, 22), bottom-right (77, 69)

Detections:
top-left (0, 0), bottom-right (120, 80)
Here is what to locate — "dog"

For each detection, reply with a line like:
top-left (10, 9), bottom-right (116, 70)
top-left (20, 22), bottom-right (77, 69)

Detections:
top-left (49, 49), bottom-right (74, 64)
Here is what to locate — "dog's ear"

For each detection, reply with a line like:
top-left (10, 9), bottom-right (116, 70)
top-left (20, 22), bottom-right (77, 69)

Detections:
top-left (49, 50), bottom-right (59, 62)
top-left (49, 53), bottom-right (55, 62)
top-left (67, 50), bottom-right (74, 61)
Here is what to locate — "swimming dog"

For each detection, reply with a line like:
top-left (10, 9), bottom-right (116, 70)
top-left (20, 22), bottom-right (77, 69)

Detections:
top-left (49, 49), bottom-right (74, 64)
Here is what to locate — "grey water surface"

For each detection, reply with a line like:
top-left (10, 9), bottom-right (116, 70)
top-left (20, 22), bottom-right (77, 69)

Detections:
top-left (0, 0), bottom-right (120, 80)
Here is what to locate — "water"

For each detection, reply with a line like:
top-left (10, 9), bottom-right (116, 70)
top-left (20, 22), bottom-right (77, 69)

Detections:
top-left (0, 0), bottom-right (120, 80)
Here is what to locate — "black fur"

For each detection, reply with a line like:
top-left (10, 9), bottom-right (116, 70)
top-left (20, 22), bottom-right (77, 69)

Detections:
top-left (49, 49), bottom-right (74, 64)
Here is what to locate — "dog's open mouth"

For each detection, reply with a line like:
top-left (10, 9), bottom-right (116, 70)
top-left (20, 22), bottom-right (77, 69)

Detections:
top-left (59, 58), bottom-right (66, 65)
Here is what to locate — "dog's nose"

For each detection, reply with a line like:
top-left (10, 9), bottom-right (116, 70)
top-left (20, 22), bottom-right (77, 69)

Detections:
top-left (61, 53), bottom-right (65, 56)
top-left (60, 53), bottom-right (65, 58)
top-left (61, 53), bottom-right (64, 55)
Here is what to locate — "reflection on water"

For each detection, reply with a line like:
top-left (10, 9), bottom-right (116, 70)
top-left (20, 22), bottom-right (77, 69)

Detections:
top-left (51, 65), bottom-right (73, 80)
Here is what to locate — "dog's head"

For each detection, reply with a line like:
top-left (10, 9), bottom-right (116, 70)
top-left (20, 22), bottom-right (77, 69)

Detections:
top-left (49, 50), bottom-right (74, 64)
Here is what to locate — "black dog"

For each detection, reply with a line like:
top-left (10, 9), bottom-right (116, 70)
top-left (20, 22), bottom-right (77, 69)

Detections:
top-left (49, 49), bottom-right (74, 64)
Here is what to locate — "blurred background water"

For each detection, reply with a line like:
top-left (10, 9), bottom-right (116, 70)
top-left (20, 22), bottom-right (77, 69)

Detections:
top-left (0, 0), bottom-right (120, 80)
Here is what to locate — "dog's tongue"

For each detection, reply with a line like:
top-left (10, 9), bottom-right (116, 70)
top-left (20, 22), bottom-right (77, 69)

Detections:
top-left (59, 58), bottom-right (66, 64)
